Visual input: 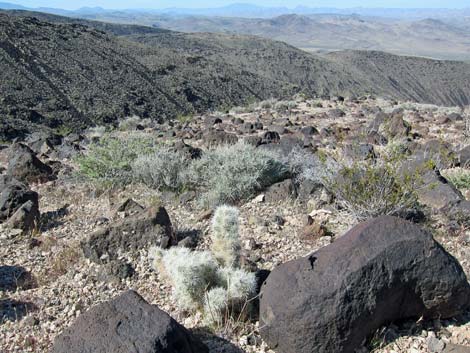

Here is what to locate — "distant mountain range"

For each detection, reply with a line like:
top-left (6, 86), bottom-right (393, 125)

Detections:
top-left (1, 2), bottom-right (470, 19)
top-left (1, 10), bottom-right (470, 139)
top-left (146, 13), bottom-right (470, 61)
top-left (1, 2), bottom-right (469, 60)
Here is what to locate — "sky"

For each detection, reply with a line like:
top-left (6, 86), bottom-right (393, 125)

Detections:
top-left (9, 0), bottom-right (470, 10)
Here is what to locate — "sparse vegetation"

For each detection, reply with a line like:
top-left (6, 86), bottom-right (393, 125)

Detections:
top-left (76, 136), bottom-right (287, 205)
top-left (149, 205), bottom-right (256, 329)
top-left (325, 160), bottom-right (420, 221)
top-left (442, 167), bottom-right (470, 190)
top-left (187, 141), bottom-right (288, 208)
top-left (132, 147), bottom-right (189, 192)
top-left (119, 115), bottom-right (144, 131)
top-left (54, 125), bottom-right (73, 137)
top-left (75, 135), bottom-right (158, 187)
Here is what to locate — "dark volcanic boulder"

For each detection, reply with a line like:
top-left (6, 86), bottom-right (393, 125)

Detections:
top-left (6, 143), bottom-right (55, 184)
top-left (0, 180), bottom-right (39, 229)
top-left (51, 290), bottom-right (208, 353)
top-left (260, 216), bottom-right (470, 353)
top-left (81, 206), bottom-right (175, 263)
top-left (5, 200), bottom-right (40, 231)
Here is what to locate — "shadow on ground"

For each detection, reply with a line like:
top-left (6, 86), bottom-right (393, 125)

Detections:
top-left (40, 204), bottom-right (69, 231)
top-left (0, 298), bottom-right (37, 323)
top-left (0, 265), bottom-right (36, 292)
top-left (193, 329), bottom-right (246, 353)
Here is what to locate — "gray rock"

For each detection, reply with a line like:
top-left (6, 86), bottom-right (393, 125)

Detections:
top-left (81, 206), bottom-right (175, 263)
top-left (459, 145), bottom-right (470, 167)
top-left (385, 114), bottom-right (411, 138)
top-left (203, 129), bottom-right (238, 147)
top-left (328, 108), bottom-right (345, 118)
top-left (443, 344), bottom-right (470, 353)
top-left (260, 216), bottom-right (470, 353)
top-left (51, 290), bottom-right (208, 353)
top-left (0, 180), bottom-right (39, 226)
top-left (5, 200), bottom-right (40, 231)
top-left (114, 198), bottom-right (145, 218)
top-left (264, 179), bottom-right (297, 203)
top-left (427, 336), bottom-right (446, 353)
top-left (6, 143), bottom-right (55, 184)
top-left (418, 170), bottom-right (463, 210)
top-left (300, 126), bottom-right (318, 136)
top-left (343, 143), bottom-right (375, 160)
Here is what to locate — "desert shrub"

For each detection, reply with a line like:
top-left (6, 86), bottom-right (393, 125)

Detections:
top-left (285, 147), bottom-right (421, 220)
top-left (150, 205), bottom-right (256, 329)
top-left (284, 147), bottom-right (337, 186)
top-left (176, 114), bottom-right (194, 124)
top-left (442, 167), bottom-right (470, 190)
top-left (118, 115), bottom-right (142, 131)
top-left (211, 205), bottom-right (241, 267)
top-left (87, 125), bottom-right (107, 140)
top-left (46, 243), bottom-right (82, 283)
top-left (325, 161), bottom-right (419, 221)
top-left (75, 135), bottom-right (157, 187)
top-left (381, 139), bottom-right (411, 163)
top-left (259, 98), bottom-right (277, 110)
top-left (54, 125), bottom-right (73, 137)
top-left (188, 141), bottom-right (288, 208)
top-left (132, 147), bottom-right (189, 192)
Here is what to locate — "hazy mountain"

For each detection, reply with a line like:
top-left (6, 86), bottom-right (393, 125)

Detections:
top-left (6, 2), bottom-right (465, 60)
top-left (1, 10), bottom-right (470, 137)
top-left (139, 13), bottom-right (470, 61)
top-left (1, 2), bottom-right (470, 19)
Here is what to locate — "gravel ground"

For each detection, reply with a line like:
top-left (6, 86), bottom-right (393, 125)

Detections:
top-left (1, 97), bottom-right (470, 352)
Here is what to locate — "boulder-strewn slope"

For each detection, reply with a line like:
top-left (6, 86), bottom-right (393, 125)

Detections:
top-left (327, 50), bottom-right (470, 108)
top-left (1, 11), bottom-right (470, 138)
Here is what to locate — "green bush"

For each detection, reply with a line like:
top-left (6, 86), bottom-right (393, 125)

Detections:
top-left (325, 161), bottom-right (419, 221)
top-left (75, 135), bottom-right (157, 187)
top-left (188, 141), bottom-right (288, 208)
top-left (442, 167), bottom-right (470, 190)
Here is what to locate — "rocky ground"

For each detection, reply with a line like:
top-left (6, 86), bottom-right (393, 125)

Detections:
top-left (1, 96), bottom-right (470, 352)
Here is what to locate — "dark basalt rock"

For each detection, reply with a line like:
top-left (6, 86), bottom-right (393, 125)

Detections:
top-left (81, 206), bottom-right (175, 263)
top-left (51, 290), bottom-right (208, 353)
top-left (0, 179), bottom-right (39, 230)
top-left (5, 143), bottom-right (55, 184)
top-left (260, 216), bottom-right (470, 353)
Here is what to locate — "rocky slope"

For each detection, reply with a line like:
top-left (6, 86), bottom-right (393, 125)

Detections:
top-left (1, 96), bottom-right (470, 353)
top-left (1, 11), bottom-right (470, 139)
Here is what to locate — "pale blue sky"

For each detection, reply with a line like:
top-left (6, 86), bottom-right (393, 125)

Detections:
top-left (9, 0), bottom-right (470, 10)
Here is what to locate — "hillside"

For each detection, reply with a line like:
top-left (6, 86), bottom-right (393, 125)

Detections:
top-left (0, 12), bottom-right (298, 136)
top-left (1, 11), bottom-right (470, 138)
top-left (144, 13), bottom-right (470, 61)
top-left (56, 9), bottom-right (470, 60)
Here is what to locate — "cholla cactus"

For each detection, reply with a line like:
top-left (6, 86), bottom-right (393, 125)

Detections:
top-left (217, 267), bottom-right (257, 301)
top-left (203, 287), bottom-right (228, 327)
top-left (150, 247), bottom-right (219, 310)
top-left (211, 205), bottom-right (241, 267)
top-left (149, 206), bottom-right (257, 328)
top-left (203, 268), bottom-right (257, 327)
